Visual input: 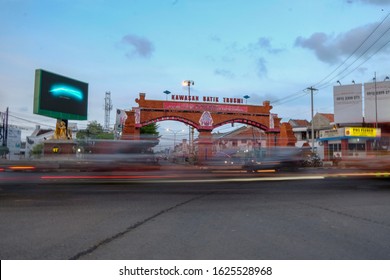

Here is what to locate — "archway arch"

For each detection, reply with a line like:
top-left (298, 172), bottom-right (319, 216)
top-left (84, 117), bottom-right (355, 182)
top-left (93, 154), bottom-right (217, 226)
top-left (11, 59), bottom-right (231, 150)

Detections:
top-left (140, 116), bottom-right (199, 129)
top-left (213, 118), bottom-right (269, 132)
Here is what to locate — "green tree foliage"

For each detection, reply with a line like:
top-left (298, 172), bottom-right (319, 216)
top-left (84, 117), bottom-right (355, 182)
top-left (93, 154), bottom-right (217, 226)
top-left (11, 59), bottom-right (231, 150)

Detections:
top-left (140, 123), bottom-right (160, 148)
top-left (76, 121), bottom-right (114, 139)
top-left (30, 143), bottom-right (44, 158)
top-left (0, 146), bottom-right (9, 157)
top-left (76, 121), bottom-right (160, 151)
top-left (140, 123), bottom-right (159, 137)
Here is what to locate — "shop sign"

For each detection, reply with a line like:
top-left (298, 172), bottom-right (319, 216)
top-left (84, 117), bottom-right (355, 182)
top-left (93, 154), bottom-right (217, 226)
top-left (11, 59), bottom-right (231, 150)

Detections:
top-left (319, 128), bottom-right (343, 139)
top-left (345, 127), bottom-right (381, 137)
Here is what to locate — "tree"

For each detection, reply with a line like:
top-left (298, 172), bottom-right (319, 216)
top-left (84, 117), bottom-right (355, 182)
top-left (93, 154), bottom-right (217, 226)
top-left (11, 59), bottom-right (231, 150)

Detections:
top-left (76, 121), bottom-right (160, 152)
top-left (76, 121), bottom-right (114, 140)
top-left (30, 143), bottom-right (43, 158)
top-left (140, 123), bottom-right (159, 137)
top-left (140, 123), bottom-right (160, 149)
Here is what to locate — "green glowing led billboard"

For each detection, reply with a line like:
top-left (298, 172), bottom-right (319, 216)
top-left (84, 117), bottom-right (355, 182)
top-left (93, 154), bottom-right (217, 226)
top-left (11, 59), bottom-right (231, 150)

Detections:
top-left (33, 69), bottom-right (88, 120)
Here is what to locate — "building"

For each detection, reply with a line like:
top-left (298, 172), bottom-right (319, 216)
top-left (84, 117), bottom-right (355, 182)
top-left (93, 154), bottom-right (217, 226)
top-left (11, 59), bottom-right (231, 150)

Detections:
top-left (5, 126), bottom-right (22, 160)
top-left (25, 125), bottom-right (54, 158)
top-left (289, 114), bottom-right (334, 156)
top-left (319, 81), bottom-right (390, 162)
top-left (212, 126), bottom-right (267, 155)
top-left (288, 119), bottom-right (310, 147)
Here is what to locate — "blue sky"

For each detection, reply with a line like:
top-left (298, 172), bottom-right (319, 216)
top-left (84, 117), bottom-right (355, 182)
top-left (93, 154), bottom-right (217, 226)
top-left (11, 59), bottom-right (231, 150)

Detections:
top-left (1, 0), bottom-right (390, 143)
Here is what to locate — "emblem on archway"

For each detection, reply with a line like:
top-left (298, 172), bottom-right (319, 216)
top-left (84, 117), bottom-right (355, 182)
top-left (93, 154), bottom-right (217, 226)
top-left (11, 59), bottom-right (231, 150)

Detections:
top-left (199, 111), bottom-right (213, 127)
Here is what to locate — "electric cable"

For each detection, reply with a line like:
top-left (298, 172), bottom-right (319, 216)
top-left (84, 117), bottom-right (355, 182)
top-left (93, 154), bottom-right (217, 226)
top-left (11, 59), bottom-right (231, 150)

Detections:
top-left (314, 12), bottom-right (390, 89)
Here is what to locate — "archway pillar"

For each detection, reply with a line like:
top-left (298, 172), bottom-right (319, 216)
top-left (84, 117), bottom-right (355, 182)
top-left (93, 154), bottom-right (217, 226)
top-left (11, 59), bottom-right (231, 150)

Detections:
top-left (197, 130), bottom-right (213, 163)
top-left (266, 132), bottom-right (278, 147)
top-left (122, 111), bottom-right (140, 140)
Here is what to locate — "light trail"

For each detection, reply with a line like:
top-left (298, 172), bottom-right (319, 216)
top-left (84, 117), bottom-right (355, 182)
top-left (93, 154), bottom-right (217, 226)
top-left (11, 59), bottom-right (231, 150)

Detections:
top-left (137, 175), bottom-right (326, 184)
top-left (41, 175), bottom-right (176, 180)
top-left (8, 166), bottom-right (36, 171)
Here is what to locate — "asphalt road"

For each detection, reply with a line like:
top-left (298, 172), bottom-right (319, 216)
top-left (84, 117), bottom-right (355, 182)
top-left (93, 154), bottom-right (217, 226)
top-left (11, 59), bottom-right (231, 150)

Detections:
top-left (1, 174), bottom-right (390, 260)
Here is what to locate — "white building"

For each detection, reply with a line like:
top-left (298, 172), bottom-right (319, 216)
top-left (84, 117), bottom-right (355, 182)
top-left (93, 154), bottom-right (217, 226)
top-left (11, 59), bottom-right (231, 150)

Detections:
top-left (6, 126), bottom-right (22, 160)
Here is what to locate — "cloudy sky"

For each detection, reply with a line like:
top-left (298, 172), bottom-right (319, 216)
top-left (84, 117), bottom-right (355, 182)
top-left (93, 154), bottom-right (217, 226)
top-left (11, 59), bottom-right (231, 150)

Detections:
top-left (1, 0), bottom-right (390, 143)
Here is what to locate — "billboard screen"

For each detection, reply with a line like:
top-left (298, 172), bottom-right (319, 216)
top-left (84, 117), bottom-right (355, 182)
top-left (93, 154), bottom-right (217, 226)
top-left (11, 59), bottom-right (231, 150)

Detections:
top-left (333, 84), bottom-right (363, 123)
top-left (34, 69), bottom-right (88, 120)
top-left (364, 81), bottom-right (390, 123)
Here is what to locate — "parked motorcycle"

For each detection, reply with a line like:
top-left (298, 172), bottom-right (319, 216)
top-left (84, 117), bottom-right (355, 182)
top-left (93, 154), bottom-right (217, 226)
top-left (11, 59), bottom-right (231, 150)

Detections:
top-left (302, 153), bottom-right (323, 167)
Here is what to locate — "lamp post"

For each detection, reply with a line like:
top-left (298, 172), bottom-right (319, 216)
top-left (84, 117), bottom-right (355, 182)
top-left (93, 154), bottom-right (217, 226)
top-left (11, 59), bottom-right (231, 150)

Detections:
top-left (182, 80), bottom-right (194, 101)
top-left (243, 95), bottom-right (250, 104)
top-left (182, 80), bottom-right (195, 156)
top-left (166, 128), bottom-right (184, 152)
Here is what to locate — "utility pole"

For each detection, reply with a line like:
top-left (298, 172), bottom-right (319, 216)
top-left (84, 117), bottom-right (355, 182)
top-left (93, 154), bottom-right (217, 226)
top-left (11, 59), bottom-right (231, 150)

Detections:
top-left (104, 91), bottom-right (113, 132)
top-left (0, 108), bottom-right (9, 158)
top-left (374, 72), bottom-right (378, 128)
top-left (307, 87), bottom-right (318, 153)
top-left (1, 107), bottom-right (9, 146)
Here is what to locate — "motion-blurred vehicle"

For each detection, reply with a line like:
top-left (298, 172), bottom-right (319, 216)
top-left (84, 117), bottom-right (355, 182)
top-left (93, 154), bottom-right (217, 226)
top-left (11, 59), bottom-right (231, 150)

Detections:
top-left (337, 154), bottom-right (390, 171)
top-left (242, 147), bottom-right (304, 172)
top-left (1, 139), bottom-right (161, 172)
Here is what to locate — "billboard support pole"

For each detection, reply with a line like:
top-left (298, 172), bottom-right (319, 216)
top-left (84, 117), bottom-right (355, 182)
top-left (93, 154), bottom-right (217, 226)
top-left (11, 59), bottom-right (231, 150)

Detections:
top-left (374, 72), bottom-right (378, 129)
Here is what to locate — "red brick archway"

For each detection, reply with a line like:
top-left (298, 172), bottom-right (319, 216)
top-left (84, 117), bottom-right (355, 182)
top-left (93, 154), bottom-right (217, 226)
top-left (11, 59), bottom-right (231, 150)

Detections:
top-left (122, 93), bottom-right (295, 161)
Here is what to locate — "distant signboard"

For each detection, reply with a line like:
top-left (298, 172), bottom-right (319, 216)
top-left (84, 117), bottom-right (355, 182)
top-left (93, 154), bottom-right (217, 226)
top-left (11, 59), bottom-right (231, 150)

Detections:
top-left (333, 84), bottom-right (363, 123)
top-left (319, 128), bottom-right (344, 139)
top-left (319, 127), bottom-right (381, 140)
top-left (33, 69), bottom-right (88, 120)
top-left (7, 126), bottom-right (21, 160)
top-left (345, 127), bottom-right (381, 138)
top-left (364, 81), bottom-right (390, 123)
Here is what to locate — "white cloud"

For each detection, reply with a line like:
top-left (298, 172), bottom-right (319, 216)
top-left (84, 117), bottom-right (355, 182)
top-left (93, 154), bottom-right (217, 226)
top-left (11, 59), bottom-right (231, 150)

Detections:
top-left (295, 21), bottom-right (390, 64)
top-left (256, 57), bottom-right (268, 78)
top-left (121, 34), bottom-right (155, 59)
top-left (250, 37), bottom-right (284, 54)
top-left (214, 69), bottom-right (235, 79)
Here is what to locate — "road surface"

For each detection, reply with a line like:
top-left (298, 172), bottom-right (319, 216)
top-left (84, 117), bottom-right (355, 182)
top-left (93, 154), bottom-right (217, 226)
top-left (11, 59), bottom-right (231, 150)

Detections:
top-left (1, 171), bottom-right (389, 260)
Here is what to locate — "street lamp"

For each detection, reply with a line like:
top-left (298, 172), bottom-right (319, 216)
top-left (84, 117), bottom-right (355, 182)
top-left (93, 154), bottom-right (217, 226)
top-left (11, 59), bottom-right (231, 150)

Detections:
top-left (243, 95), bottom-right (250, 104)
top-left (182, 80), bottom-right (195, 155)
top-left (166, 128), bottom-right (184, 152)
top-left (182, 80), bottom-right (194, 101)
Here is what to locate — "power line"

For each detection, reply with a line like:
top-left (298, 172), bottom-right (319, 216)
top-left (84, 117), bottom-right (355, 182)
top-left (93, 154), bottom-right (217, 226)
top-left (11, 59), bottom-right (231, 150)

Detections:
top-left (317, 23), bottom-right (390, 90)
top-left (314, 12), bottom-right (390, 89)
top-left (8, 113), bottom-right (56, 129)
top-left (273, 12), bottom-right (390, 108)
top-left (271, 89), bottom-right (309, 106)
top-left (331, 39), bottom-right (390, 84)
